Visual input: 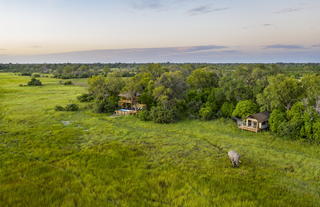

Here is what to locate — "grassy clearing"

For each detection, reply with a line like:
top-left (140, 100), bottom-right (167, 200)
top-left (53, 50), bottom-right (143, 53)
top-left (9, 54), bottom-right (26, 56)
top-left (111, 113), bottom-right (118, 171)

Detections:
top-left (0, 73), bottom-right (319, 207)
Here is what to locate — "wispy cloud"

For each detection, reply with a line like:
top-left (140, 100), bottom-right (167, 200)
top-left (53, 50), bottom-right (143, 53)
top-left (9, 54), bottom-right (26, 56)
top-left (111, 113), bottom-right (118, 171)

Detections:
top-left (178, 45), bottom-right (228, 53)
top-left (262, 24), bottom-right (273, 27)
top-left (264, 44), bottom-right (305, 49)
top-left (0, 48), bottom-right (7, 51)
top-left (274, 8), bottom-right (303, 14)
top-left (312, 44), bottom-right (320, 48)
top-left (188, 5), bottom-right (229, 16)
top-left (131, 0), bottom-right (164, 10)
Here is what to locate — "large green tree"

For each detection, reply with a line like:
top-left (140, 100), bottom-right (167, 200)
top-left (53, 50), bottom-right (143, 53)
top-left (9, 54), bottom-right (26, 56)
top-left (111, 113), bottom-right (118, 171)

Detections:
top-left (257, 74), bottom-right (303, 111)
top-left (187, 68), bottom-right (218, 89)
top-left (232, 100), bottom-right (259, 119)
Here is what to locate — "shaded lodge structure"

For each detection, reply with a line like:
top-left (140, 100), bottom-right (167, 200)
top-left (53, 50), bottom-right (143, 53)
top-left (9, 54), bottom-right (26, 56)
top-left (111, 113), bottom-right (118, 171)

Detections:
top-left (238, 112), bottom-right (270, 133)
top-left (115, 93), bottom-right (146, 116)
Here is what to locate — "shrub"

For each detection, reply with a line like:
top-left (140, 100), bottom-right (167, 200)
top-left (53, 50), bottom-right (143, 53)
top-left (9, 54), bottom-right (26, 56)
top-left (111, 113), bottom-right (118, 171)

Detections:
top-left (20, 72), bottom-right (32, 76)
top-left (137, 110), bottom-right (151, 121)
top-left (232, 100), bottom-right (259, 119)
top-left (277, 119), bottom-right (302, 139)
top-left (199, 106), bottom-right (214, 120)
top-left (27, 78), bottom-right (42, 86)
top-left (32, 74), bottom-right (41, 78)
top-left (150, 105), bottom-right (177, 124)
top-left (220, 102), bottom-right (234, 118)
top-left (94, 96), bottom-right (118, 113)
top-left (313, 121), bottom-right (320, 143)
top-left (77, 94), bottom-right (94, 102)
top-left (59, 80), bottom-right (73, 85)
top-left (65, 104), bottom-right (79, 111)
top-left (55, 105), bottom-right (65, 111)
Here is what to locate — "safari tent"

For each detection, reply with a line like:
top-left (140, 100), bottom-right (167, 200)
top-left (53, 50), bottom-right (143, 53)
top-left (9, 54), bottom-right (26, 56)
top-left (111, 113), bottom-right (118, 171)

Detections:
top-left (238, 112), bottom-right (270, 133)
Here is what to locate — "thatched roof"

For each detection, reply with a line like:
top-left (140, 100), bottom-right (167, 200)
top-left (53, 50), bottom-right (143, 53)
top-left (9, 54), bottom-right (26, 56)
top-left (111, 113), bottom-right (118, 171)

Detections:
top-left (247, 112), bottom-right (270, 122)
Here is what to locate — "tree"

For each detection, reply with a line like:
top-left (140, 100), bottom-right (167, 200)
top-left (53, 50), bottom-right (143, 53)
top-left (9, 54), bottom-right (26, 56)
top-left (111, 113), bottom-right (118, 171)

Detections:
top-left (27, 78), bottom-right (42, 86)
top-left (88, 76), bottom-right (125, 113)
top-left (301, 74), bottom-right (320, 108)
top-left (257, 74), bottom-right (303, 111)
top-left (220, 102), bottom-right (234, 118)
top-left (153, 71), bottom-right (187, 105)
top-left (232, 100), bottom-right (259, 119)
top-left (187, 68), bottom-right (218, 89)
top-left (269, 109), bottom-right (287, 133)
top-left (140, 64), bottom-right (166, 80)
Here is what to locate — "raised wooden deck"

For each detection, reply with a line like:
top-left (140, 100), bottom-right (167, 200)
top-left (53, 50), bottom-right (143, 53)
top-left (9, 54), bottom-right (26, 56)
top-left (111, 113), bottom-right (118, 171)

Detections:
top-left (115, 110), bottom-right (138, 116)
top-left (238, 126), bottom-right (259, 133)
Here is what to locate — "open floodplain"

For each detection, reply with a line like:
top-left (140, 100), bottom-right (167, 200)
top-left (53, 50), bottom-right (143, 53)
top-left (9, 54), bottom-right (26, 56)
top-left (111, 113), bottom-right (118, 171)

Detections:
top-left (0, 73), bottom-right (320, 206)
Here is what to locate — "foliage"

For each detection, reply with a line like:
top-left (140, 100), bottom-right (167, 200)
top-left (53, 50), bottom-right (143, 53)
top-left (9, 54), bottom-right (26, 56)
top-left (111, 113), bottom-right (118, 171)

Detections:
top-left (65, 104), bottom-right (80, 111)
top-left (150, 105), bottom-right (177, 123)
top-left (187, 67), bottom-right (218, 89)
top-left (232, 100), bottom-right (259, 119)
top-left (257, 74), bottom-right (303, 111)
top-left (199, 105), bottom-right (214, 120)
top-left (55, 105), bottom-right (65, 111)
top-left (60, 80), bottom-right (73, 85)
top-left (220, 102), bottom-right (234, 118)
top-left (137, 110), bottom-right (152, 121)
top-left (27, 77), bottom-right (42, 86)
top-left (301, 74), bottom-right (320, 107)
top-left (88, 76), bottom-right (125, 113)
top-left (269, 109), bottom-right (287, 133)
top-left (77, 93), bottom-right (94, 102)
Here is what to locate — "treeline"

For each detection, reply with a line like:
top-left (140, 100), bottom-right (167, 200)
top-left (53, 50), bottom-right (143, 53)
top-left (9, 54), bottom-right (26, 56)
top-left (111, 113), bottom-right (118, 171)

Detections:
top-left (1, 63), bottom-right (320, 79)
top-left (83, 63), bottom-right (320, 142)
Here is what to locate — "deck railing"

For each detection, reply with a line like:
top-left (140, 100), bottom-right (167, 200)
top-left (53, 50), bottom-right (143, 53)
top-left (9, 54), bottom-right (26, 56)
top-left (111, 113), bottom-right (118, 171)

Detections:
top-left (238, 125), bottom-right (259, 133)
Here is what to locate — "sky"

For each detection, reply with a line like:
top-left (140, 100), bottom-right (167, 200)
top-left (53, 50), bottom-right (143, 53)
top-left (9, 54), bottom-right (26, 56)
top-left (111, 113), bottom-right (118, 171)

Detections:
top-left (0, 0), bottom-right (320, 63)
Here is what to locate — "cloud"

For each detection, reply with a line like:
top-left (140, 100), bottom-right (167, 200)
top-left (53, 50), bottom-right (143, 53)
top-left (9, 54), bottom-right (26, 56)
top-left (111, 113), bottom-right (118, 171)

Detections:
top-left (178, 45), bottom-right (228, 53)
top-left (262, 24), bottom-right (273, 27)
top-left (131, 0), bottom-right (163, 10)
top-left (0, 48), bottom-right (7, 51)
top-left (312, 44), bottom-right (320, 48)
top-left (188, 5), bottom-right (229, 16)
top-left (274, 8), bottom-right (303, 14)
top-left (264, 44), bottom-right (305, 49)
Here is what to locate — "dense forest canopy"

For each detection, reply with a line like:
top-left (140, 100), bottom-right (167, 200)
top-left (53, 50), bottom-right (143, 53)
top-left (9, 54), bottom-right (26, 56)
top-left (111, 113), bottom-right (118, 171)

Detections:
top-left (2, 63), bottom-right (320, 142)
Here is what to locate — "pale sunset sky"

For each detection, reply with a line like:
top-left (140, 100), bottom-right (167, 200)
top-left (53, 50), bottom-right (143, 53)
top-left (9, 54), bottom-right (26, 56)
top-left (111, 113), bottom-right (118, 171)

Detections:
top-left (0, 0), bottom-right (319, 63)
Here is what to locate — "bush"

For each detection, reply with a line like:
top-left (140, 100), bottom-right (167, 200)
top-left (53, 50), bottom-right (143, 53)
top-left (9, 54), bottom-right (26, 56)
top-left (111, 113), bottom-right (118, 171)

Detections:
top-left (313, 121), bottom-right (320, 143)
top-left (55, 105), bottom-right (65, 111)
top-left (32, 74), bottom-right (41, 78)
top-left (199, 106), bottom-right (214, 120)
top-left (94, 96), bottom-right (118, 113)
top-left (150, 105), bottom-right (177, 124)
top-left (277, 119), bottom-right (302, 139)
top-left (59, 80), bottom-right (73, 85)
top-left (137, 110), bottom-right (152, 121)
top-left (220, 102), bottom-right (234, 118)
top-left (65, 104), bottom-right (79, 111)
top-left (77, 94), bottom-right (94, 102)
top-left (27, 78), bottom-right (42, 86)
top-left (20, 72), bottom-right (32, 76)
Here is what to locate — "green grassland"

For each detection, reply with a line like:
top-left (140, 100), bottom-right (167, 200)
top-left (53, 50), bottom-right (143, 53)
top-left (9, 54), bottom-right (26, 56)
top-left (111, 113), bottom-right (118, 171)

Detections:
top-left (0, 73), bottom-right (320, 207)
